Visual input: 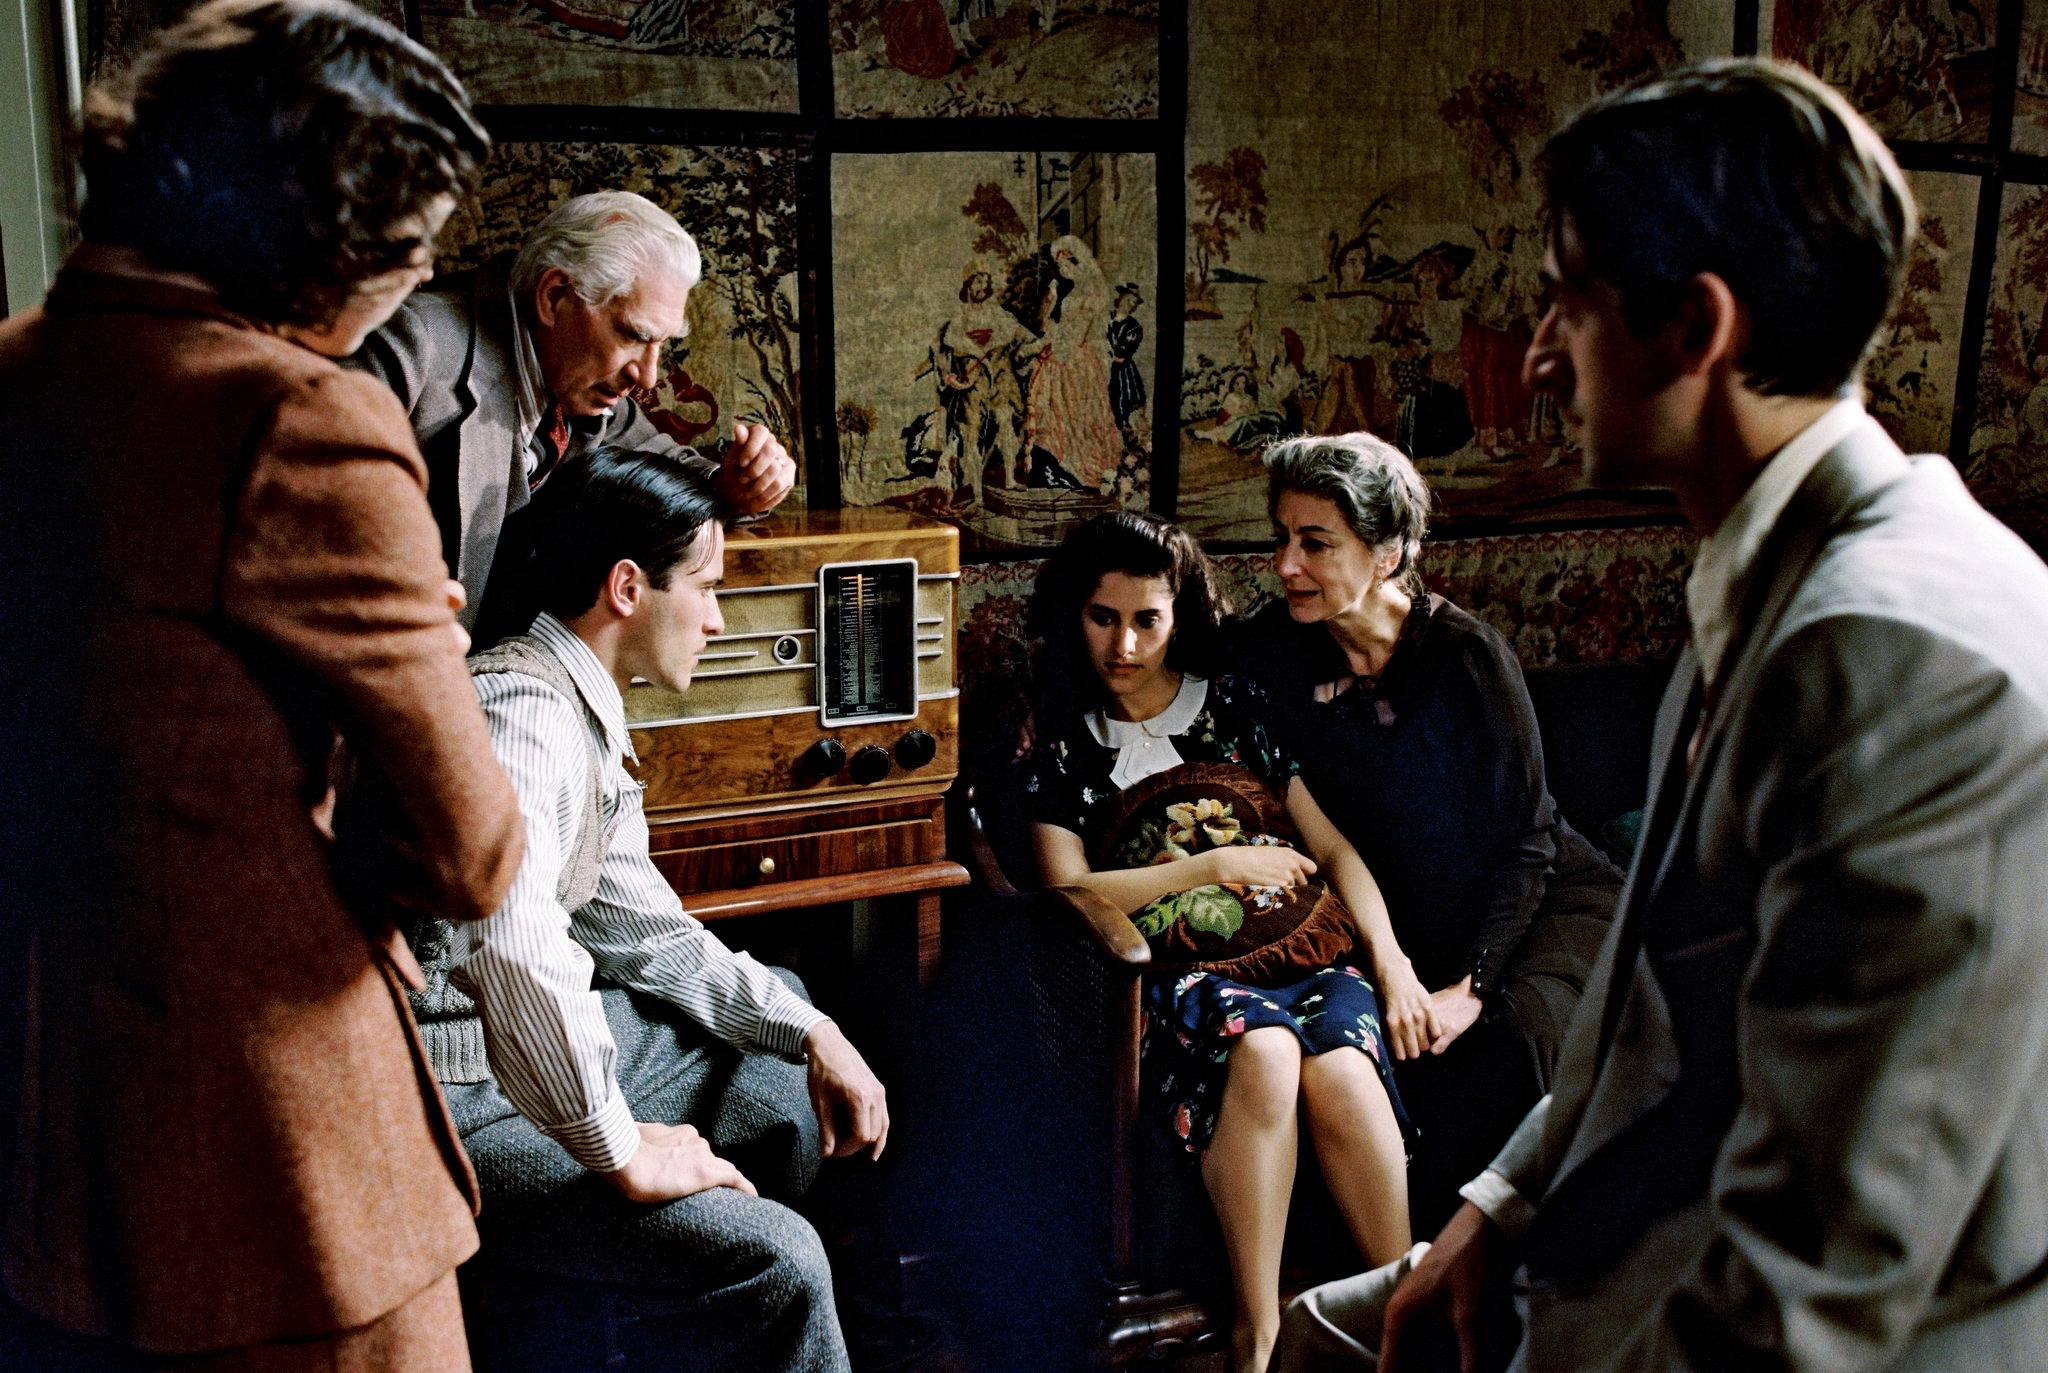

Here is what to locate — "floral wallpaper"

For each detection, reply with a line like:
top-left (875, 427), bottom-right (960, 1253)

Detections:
top-left (955, 526), bottom-right (1699, 732)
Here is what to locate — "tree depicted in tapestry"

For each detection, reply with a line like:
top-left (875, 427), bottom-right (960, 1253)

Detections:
top-left (1175, 0), bottom-right (1741, 540)
top-left (417, 0), bottom-right (796, 109)
top-left (1766, 0), bottom-right (1999, 143)
top-left (834, 151), bottom-right (1156, 558)
top-left (1861, 170), bottom-right (1977, 459)
top-left (1968, 184), bottom-right (2048, 558)
top-left (437, 142), bottom-right (803, 481)
top-left (830, 0), bottom-right (1158, 117)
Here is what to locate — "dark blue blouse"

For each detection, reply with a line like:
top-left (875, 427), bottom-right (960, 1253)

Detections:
top-left (1238, 595), bottom-right (1617, 1001)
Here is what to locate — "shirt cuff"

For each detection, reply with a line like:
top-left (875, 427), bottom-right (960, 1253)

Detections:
top-left (541, 1084), bottom-right (642, 1174)
top-left (1459, 1168), bottom-right (1539, 1239)
top-left (757, 999), bottom-right (830, 1062)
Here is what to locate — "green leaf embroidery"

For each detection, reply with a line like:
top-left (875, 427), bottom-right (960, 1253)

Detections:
top-left (1179, 885), bottom-right (1245, 940)
top-left (1133, 897), bottom-right (1180, 938)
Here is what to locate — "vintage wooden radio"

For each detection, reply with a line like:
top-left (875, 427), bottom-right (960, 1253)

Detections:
top-left (624, 508), bottom-right (967, 980)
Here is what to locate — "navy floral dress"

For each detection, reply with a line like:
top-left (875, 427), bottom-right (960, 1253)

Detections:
top-left (1026, 674), bottom-right (1412, 1155)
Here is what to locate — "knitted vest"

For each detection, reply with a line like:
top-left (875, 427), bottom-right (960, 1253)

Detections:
top-left (406, 633), bottom-right (623, 1083)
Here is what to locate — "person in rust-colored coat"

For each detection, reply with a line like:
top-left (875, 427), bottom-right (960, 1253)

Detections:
top-left (0, 3), bottom-right (520, 1369)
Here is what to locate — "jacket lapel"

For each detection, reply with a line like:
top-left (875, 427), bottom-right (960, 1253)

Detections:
top-left (1542, 418), bottom-right (1915, 1200)
top-left (453, 254), bottom-right (526, 592)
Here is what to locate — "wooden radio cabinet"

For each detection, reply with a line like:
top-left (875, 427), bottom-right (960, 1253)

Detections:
top-left (624, 508), bottom-right (968, 981)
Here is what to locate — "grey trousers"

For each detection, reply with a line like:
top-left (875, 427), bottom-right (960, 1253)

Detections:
top-left (444, 975), bottom-right (848, 1373)
top-left (1272, 1244), bottom-right (1429, 1373)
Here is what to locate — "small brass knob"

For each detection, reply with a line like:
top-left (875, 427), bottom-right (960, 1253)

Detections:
top-left (758, 856), bottom-right (776, 876)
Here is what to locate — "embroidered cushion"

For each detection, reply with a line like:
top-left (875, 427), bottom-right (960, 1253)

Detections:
top-left (1087, 762), bottom-right (1357, 987)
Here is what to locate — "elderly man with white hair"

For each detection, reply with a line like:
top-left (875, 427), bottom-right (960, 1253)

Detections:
top-left (356, 190), bottom-right (796, 647)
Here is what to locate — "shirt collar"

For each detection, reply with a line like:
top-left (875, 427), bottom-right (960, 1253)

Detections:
top-left (1685, 395), bottom-right (1873, 689)
top-left (528, 612), bottom-right (636, 763)
top-left (1086, 672), bottom-right (1209, 747)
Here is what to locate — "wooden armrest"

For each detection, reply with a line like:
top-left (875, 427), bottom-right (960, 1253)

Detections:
top-left (1042, 884), bottom-right (1150, 969)
top-left (962, 783), bottom-right (1021, 898)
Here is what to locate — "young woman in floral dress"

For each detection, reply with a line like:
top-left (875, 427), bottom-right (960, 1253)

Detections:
top-left (1024, 512), bottom-right (1427, 1373)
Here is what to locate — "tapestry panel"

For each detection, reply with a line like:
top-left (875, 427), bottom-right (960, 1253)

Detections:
top-left (829, 0), bottom-right (1158, 118)
top-left (87, 0), bottom-right (405, 80)
top-left (1967, 182), bottom-right (2048, 557)
top-left (1176, 0), bottom-right (1735, 543)
top-left (955, 525), bottom-right (1698, 724)
top-left (833, 151), bottom-right (1158, 558)
top-left (1868, 170), bottom-right (1980, 458)
top-left (417, 0), bottom-right (797, 109)
top-left (1763, 0), bottom-right (2000, 143)
top-left (2017, 0), bottom-right (2048, 155)
top-left (436, 142), bottom-right (806, 491)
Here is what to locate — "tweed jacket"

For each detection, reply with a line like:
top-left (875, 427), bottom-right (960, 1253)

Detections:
top-left (1484, 418), bottom-right (2048, 1371)
top-left (353, 252), bottom-right (703, 639)
top-left (0, 250), bottom-right (524, 1354)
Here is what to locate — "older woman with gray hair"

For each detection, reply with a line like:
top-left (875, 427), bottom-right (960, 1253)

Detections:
top-left (1240, 432), bottom-right (1623, 1240)
top-left (356, 188), bottom-right (797, 649)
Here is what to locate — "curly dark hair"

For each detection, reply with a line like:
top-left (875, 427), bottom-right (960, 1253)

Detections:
top-left (80, 0), bottom-right (490, 328)
top-left (1025, 512), bottom-right (1236, 736)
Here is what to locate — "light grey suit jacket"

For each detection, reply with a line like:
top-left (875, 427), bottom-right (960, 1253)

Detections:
top-left (352, 252), bottom-right (698, 631)
top-left (1490, 419), bottom-right (2048, 1371)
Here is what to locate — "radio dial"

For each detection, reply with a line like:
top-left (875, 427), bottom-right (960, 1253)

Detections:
top-left (849, 745), bottom-right (892, 785)
top-left (895, 729), bottom-right (936, 770)
top-left (800, 738), bottom-right (846, 779)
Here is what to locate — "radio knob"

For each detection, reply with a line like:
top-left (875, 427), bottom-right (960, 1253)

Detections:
top-left (800, 738), bottom-right (846, 779)
top-left (895, 729), bottom-right (936, 770)
top-left (849, 745), bottom-right (892, 785)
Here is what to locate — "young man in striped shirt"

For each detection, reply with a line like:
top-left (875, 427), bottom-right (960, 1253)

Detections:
top-left (410, 444), bottom-right (886, 1373)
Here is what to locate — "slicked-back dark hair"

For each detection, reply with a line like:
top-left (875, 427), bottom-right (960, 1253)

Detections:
top-left (524, 446), bottom-right (727, 622)
top-left (1542, 57), bottom-right (1914, 397)
top-left (81, 0), bottom-right (489, 327)
top-left (1026, 512), bottom-right (1235, 733)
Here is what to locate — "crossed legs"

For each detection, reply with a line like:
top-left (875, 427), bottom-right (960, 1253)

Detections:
top-left (1201, 1029), bottom-right (1409, 1373)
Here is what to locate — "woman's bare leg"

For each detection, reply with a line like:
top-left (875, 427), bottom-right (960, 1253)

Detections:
top-left (1200, 1026), bottom-right (1303, 1373)
top-left (1299, 1046), bottom-right (1410, 1267)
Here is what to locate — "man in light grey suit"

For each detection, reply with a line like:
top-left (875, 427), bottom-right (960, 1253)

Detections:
top-left (1279, 59), bottom-right (2048, 1373)
top-left (355, 191), bottom-right (796, 646)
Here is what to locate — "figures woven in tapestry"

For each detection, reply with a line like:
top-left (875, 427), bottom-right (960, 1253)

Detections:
top-left (833, 151), bottom-right (1157, 558)
top-left (830, 0), bottom-right (1158, 117)
top-left (417, 0), bottom-right (797, 109)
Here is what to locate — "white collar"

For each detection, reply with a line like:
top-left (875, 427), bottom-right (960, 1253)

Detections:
top-left (528, 612), bottom-right (636, 763)
top-left (1085, 674), bottom-right (1209, 790)
top-left (1685, 395), bottom-right (1875, 690)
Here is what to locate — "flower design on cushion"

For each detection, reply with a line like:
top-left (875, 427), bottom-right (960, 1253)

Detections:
top-left (1164, 797), bottom-right (1239, 848)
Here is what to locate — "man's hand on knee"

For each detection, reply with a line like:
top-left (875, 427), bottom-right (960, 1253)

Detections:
top-left (602, 1122), bottom-right (757, 1204)
top-left (1381, 1202), bottom-right (1510, 1373)
top-left (805, 1020), bottom-right (890, 1161)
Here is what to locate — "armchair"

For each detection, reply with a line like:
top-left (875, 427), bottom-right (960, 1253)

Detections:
top-left (951, 763), bottom-right (1362, 1367)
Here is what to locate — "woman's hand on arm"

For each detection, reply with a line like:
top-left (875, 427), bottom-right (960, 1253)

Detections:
top-left (1032, 823), bottom-right (1304, 916)
top-left (1428, 975), bottom-right (1485, 1055)
top-left (1204, 844), bottom-right (1318, 888)
top-left (1286, 777), bottom-right (1442, 1059)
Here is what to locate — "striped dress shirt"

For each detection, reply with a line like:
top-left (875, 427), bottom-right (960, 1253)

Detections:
top-left (457, 612), bottom-right (827, 1172)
